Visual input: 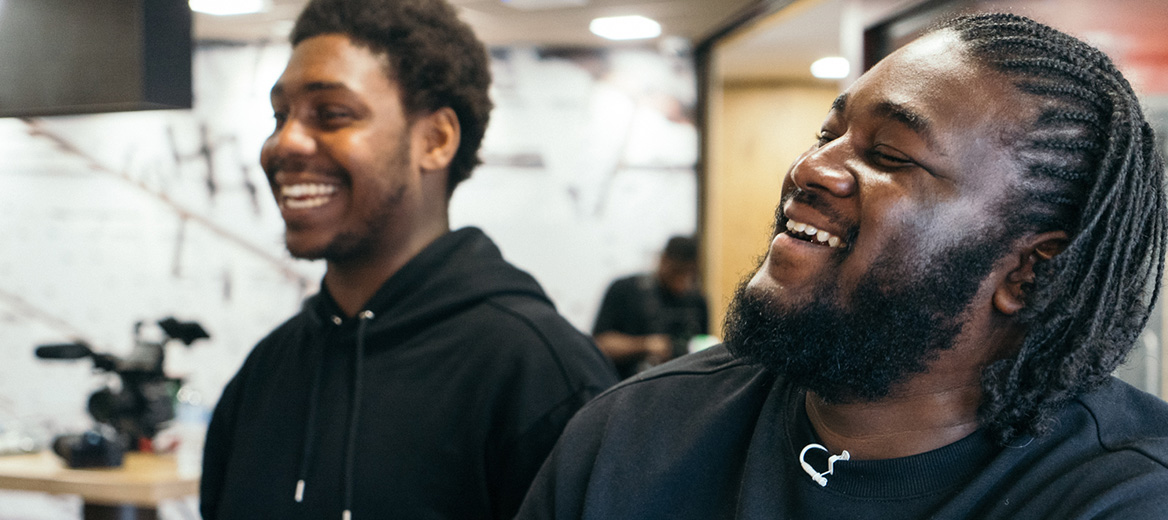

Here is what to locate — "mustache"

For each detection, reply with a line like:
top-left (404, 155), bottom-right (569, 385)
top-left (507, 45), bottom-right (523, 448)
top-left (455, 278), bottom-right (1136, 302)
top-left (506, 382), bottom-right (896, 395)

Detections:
top-left (773, 188), bottom-right (858, 245)
top-left (263, 155), bottom-right (300, 177)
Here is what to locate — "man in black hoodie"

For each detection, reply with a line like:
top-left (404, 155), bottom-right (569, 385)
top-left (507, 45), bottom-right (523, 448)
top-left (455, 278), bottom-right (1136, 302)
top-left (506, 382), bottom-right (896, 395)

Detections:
top-left (199, 1), bottom-right (617, 518)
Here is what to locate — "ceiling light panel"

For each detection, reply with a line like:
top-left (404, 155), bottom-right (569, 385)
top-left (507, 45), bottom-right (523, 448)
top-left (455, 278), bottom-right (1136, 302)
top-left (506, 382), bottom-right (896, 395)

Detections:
top-left (810, 57), bottom-right (849, 79)
top-left (590, 15), bottom-right (661, 40)
top-left (190, 0), bottom-right (269, 16)
top-left (501, 0), bottom-right (588, 11)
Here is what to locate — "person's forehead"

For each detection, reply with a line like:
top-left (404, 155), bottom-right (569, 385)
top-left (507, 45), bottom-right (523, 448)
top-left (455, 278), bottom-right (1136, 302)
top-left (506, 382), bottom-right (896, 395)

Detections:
top-left (844, 30), bottom-right (1029, 147)
top-left (853, 32), bottom-right (980, 111)
top-left (273, 34), bottom-right (392, 96)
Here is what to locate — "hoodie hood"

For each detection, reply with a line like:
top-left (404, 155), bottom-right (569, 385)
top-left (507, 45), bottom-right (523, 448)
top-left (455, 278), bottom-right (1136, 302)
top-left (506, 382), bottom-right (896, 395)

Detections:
top-left (294, 227), bottom-right (553, 520)
top-left (304, 226), bottom-right (552, 334)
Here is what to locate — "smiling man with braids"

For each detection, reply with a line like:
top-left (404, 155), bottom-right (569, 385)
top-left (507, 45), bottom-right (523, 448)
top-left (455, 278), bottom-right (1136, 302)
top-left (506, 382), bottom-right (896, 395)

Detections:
top-left (516, 13), bottom-right (1168, 520)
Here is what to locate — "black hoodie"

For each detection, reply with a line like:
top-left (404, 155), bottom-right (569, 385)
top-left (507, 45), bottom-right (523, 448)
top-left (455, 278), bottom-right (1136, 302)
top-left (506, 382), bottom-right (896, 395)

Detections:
top-left (200, 227), bottom-right (617, 520)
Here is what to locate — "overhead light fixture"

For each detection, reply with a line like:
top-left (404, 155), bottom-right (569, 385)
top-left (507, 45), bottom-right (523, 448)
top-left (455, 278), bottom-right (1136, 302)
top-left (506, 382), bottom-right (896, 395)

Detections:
top-left (189, 0), bottom-right (268, 16)
top-left (501, 0), bottom-right (588, 10)
top-left (590, 15), bottom-right (661, 41)
top-left (810, 57), bottom-right (849, 79)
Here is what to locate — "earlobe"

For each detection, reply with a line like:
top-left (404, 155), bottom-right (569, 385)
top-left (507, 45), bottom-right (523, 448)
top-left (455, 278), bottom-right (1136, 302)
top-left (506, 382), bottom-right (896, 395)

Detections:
top-left (992, 231), bottom-right (1069, 316)
top-left (416, 107), bottom-right (460, 172)
top-left (993, 268), bottom-right (1030, 316)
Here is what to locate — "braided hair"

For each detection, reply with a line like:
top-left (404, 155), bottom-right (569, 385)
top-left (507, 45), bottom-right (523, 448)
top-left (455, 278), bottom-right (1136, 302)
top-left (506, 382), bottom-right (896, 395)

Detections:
top-left (936, 13), bottom-right (1167, 443)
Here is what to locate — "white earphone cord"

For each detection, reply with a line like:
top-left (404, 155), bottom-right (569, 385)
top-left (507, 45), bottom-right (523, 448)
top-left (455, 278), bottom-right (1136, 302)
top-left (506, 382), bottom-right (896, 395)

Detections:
top-left (799, 443), bottom-right (851, 487)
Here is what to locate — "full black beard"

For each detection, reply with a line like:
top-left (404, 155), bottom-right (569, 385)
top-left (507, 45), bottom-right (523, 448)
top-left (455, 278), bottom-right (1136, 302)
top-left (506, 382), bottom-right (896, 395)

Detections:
top-left (724, 230), bottom-right (1009, 403)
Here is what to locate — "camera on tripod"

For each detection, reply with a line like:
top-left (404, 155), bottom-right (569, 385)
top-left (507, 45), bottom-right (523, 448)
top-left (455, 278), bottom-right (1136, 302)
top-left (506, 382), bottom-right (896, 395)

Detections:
top-left (34, 317), bottom-right (209, 467)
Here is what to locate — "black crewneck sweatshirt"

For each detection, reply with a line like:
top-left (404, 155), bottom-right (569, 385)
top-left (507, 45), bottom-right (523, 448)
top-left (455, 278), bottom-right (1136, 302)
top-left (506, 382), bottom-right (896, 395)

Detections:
top-left (518, 345), bottom-right (1168, 519)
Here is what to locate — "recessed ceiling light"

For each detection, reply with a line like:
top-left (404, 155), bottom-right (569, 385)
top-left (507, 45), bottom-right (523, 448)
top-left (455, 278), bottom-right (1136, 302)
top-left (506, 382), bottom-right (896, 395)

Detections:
top-left (189, 0), bottom-right (268, 16)
top-left (810, 57), bottom-right (849, 79)
top-left (501, 0), bottom-right (588, 11)
top-left (589, 15), bottom-right (661, 41)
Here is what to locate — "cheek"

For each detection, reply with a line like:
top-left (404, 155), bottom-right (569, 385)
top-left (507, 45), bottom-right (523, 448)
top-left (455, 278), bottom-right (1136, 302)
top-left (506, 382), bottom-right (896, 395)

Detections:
top-left (858, 202), bottom-right (976, 280)
top-left (916, 196), bottom-right (993, 254)
top-left (329, 133), bottom-right (380, 173)
top-left (848, 195), bottom-right (918, 264)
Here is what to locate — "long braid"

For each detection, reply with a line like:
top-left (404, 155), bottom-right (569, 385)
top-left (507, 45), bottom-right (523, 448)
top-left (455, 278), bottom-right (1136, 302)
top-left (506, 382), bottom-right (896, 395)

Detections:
top-left (940, 13), bottom-right (1167, 443)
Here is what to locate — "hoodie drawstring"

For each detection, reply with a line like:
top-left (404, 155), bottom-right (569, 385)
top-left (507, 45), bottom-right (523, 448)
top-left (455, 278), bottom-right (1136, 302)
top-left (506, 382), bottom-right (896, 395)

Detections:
top-left (342, 310), bottom-right (374, 520)
top-left (294, 317), bottom-right (334, 503)
top-left (294, 311), bottom-right (373, 520)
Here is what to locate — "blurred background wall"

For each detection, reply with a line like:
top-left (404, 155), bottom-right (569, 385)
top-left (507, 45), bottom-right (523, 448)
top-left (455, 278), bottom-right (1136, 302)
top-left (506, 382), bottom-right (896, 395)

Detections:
top-left (0, 0), bottom-right (1165, 516)
top-left (0, 38), bottom-right (701, 518)
top-left (0, 37), bottom-right (701, 432)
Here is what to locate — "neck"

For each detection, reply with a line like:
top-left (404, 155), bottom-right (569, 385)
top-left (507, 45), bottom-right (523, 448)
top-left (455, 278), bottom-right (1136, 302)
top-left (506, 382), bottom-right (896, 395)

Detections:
top-left (324, 218), bottom-right (448, 317)
top-left (802, 301), bottom-right (1028, 460)
top-left (804, 378), bottom-right (983, 460)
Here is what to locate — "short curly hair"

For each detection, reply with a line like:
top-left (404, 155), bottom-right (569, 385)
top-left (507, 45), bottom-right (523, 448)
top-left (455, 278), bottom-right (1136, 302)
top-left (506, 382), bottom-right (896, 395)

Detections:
top-left (291, 0), bottom-right (493, 197)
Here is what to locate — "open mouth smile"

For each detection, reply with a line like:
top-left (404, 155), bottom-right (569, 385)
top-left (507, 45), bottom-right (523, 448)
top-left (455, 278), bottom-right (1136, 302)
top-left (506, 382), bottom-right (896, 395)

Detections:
top-left (785, 218), bottom-right (847, 249)
top-left (280, 183), bottom-right (338, 209)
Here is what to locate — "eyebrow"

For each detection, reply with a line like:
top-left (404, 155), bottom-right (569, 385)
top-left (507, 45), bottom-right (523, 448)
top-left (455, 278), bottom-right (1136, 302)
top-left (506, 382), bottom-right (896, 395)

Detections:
top-left (829, 93), bottom-right (938, 151)
top-left (270, 81), bottom-right (349, 98)
top-left (872, 101), bottom-right (936, 149)
top-left (831, 93), bottom-right (847, 112)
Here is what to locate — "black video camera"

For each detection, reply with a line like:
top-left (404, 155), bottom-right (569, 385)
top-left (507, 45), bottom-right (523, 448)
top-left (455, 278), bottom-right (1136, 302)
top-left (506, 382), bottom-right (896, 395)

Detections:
top-left (51, 428), bottom-right (124, 469)
top-left (35, 317), bottom-right (209, 465)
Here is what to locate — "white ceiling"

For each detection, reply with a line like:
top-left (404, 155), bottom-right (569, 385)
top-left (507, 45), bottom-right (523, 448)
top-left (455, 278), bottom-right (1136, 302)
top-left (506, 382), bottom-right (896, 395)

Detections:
top-left (716, 0), bottom-right (844, 83)
top-left (194, 0), bottom-right (760, 46)
top-left (192, 0), bottom-right (846, 82)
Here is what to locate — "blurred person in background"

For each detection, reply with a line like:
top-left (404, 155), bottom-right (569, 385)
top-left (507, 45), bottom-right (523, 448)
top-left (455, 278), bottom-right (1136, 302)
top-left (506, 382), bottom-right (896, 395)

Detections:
top-left (593, 235), bottom-right (709, 379)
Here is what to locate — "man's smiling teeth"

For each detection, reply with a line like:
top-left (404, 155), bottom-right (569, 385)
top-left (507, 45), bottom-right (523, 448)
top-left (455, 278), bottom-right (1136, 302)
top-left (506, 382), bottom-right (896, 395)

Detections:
top-left (281, 183), bottom-right (337, 209)
top-left (785, 219), bottom-right (846, 248)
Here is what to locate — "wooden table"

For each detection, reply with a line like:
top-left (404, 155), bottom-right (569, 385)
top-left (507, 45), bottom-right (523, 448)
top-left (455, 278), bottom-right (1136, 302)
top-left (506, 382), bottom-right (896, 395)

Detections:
top-left (0, 451), bottom-right (198, 519)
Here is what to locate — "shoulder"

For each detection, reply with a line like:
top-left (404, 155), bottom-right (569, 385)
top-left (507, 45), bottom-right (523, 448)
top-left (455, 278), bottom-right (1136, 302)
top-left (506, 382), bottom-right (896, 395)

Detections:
top-left (1075, 377), bottom-right (1168, 467)
top-left (572, 345), bottom-right (773, 427)
top-left (212, 308), bottom-right (317, 409)
top-left (245, 308), bottom-right (318, 361)
top-left (448, 293), bottom-right (617, 391)
top-left (519, 345), bottom-right (778, 518)
top-left (235, 309), bottom-right (314, 367)
top-left (1001, 378), bottom-right (1168, 517)
top-left (605, 274), bottom-right (650, 295)
top-left (683, 289), bottom-right (709, 308)
top-left (630, 344), bottom-right (758, 385)
top-left (469, 292), bottom-right (595, 353)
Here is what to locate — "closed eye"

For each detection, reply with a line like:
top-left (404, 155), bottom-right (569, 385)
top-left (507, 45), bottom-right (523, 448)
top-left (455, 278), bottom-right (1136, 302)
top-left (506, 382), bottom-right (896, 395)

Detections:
top-left (318, 107), bottom-right (354, 126)
top-left (869, 146), bottom-right (914, 168)
top-left (272, 111), bottom-right (288, 131)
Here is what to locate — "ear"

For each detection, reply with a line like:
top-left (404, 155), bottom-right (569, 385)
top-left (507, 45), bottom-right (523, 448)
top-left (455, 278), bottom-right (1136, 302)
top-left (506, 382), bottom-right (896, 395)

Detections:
top-left (992, 230), bottom-right (1069, 316)
top-left (415, 107), bottom-right (460, 173)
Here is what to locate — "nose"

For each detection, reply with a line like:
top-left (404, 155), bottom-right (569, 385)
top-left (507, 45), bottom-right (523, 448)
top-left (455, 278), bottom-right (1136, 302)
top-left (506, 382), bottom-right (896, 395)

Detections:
top-left (787, 142), bottom-right (857, 199)
top-left (262, 117), bottom-right (316, 170)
